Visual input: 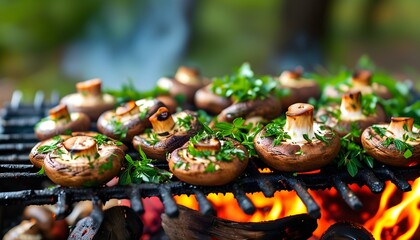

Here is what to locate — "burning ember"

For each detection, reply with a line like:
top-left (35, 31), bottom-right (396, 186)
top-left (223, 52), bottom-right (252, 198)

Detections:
top-left (174, 178), bottom-right (420, 239)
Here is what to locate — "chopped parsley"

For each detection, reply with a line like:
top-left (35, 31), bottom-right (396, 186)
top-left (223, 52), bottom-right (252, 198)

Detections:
top-left (262, 118), bottom-right (291, 146)
top-left (176, 114), bottom-right (193, 131)
top-left (138, 106), bottom-right (149, 120)
top-left (144, 129), bottom-right (160, 145)
top-left (110, 118), bottom-right (128, 140)
top-left (186, 138), bottom-right (245, 163)
top-left (37, 136), bottom-right (64, 154)
top-left (92, 134), bottom-right (123, 146)
top-left (213, 117), bottom-right (262, 157)
top-left (371, 126), bottom-right (414, 158)
top-left (211, 63), bottom-right (286, 103)
top-left (336, 123), bottom-right (374, 177)
top-left (119, 148), bottom-right (172, 185)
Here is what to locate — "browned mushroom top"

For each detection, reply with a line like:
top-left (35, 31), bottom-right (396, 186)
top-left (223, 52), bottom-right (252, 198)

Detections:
top-left (361, 117), bottom-right (419, 167)
top-left (34, 104), bottom-right (91, 140)
top-left (254, 103), bottom-right (340, 172)
top-left (324, 70), bottom-right (392, 99)
top-left (43, 134), bottom-right (125, 187)
top-left (97, 98), bottom-right (164, 141)
top-left (278, 67), bottom-right (318, 88)
top-left (315, 91), bottom-right (386, 137)
top-left (60, 78), bottom-right (116, 120)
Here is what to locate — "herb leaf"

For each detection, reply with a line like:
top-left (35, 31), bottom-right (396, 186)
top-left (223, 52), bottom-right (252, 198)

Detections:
top-left (119, 148), bottom-right (172, 185)
top-left (211, 63), bottom-right (284, 102)
top-left (37, 136), bottom-right (64, 154)
top-left (263, 118), bottom-right (291, 146)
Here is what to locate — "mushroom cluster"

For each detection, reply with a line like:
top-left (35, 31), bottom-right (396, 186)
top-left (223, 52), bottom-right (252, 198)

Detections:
top-left (34, 104), bottom-right (91, 140)
top-left (254, 103), bottom-right (341, 172)
top-left (316, 91), bottom-right (386, 141)
top-left (362, 117), bottom-right (419, 167)
top-left (97, 98), bottom-right (164, 142)
top-left (277, 67), bottom-right (321, 108)
top-left (168, 132), bottom-right (249, 186)
top-left (132, 107), bottom-right (202, 161)
top-left (60, 78), bottom-right (116, 121)
top-left (30, 132), bottom-right (126, 187)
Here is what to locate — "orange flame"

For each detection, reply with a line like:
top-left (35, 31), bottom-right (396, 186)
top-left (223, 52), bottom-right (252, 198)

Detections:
top-left (174, 178), bottom-right (420, 239)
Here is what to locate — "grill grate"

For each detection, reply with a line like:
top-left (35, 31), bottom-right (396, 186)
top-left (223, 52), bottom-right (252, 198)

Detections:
top-left (0, 91), bottom-right (419, 220)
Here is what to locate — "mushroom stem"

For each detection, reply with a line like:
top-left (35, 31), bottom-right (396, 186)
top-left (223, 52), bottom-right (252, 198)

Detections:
top-left (76, 78), bottom-right (102, 96)
top-left (340, 91), bottom-right (363, 121)
top-left (115, 100), bottom-right (137, 116)
top-left (193, 138), bottom-right (221, 153)
top-left (284, 103), bottom-right (314, 143)
top-left (62, 136), bottom-right (98, 157)
top-left (149, 107), bottom-right (175, 135)
top-left (175, 66), bottom-right (201, 85)
top-left (352, 70), bottom-right (372, 87)
top-left (279, 67), bottom-right (303, 83)
top-left (49, 104), bottom-right (71, 121)
top-left (387, 117), bottom-right (414, 140)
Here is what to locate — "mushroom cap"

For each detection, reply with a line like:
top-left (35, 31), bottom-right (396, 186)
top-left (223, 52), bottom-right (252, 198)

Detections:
top-left (34, 112), bottom-right (91, 141)
top-left (132, 110), bottom-right (202, 161)
top-left (97, 99), bottom-right (164, 142)
top-left (361, 124), bottom-right (420, 167)
top-left (278, 70), bottom-right (321, 107)
top-left (29, 135), bottom-right (72, 168)
top-left (157, 66), bottom-right (209, 104)
top-left (194, 84), bottom-right (232, 114)
top-left (168, 138), bottom-right (249, 186)
top-left (254, 124), bottom-right (340, 172)
top-left (156, 95), bottom-right (178, 113)
top-left (60, 79), bottom-right (116, 121)
top-left (315, 103), bottom-right (386, 140)
top-left (29, 132), bottom-right (127, 169)
top-left (43, 135), bottom-right (125, 187)
top-left (23, 206), bottom-right (54, 234)
top-left (217, 95), bottom-right (282, 123)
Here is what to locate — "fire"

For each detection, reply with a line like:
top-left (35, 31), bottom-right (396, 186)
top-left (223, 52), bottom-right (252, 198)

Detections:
top-left (174, 178), bottom-right (420, 239)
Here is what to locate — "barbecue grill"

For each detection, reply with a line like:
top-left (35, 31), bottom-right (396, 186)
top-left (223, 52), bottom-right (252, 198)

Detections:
top-left (1, 90), bottom-right (419, 236)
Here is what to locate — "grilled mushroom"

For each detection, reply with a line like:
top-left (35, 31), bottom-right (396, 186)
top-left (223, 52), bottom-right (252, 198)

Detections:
top-left (216, 95), bottom-right (282, 123)
top-left (60, 78), bottom-right (116, 121)
top-left (157, 66), bottom-right (208, 104)
top-left (132, 107), bottom-right (202, 161)
top-left (168, 135), bottom-right (248, 186)
top-left (278, 67), bottom-right (321, 107)
top-left (44, 135), bottom-right (125, 187)
top-left (34, 104), bottom-right (90, 141)
top-left (254, 103), bottom-right (340, 172)
top-left (194, 84), bottom-right (233, 114)
top-left (97, 99), bottom-right (164, 142)
top-left (324, 70), bottom-right (392, 99)
top-left (316, 91), bottom-right (386, 141)
top-left (361, 117), bottom-right (420, 167)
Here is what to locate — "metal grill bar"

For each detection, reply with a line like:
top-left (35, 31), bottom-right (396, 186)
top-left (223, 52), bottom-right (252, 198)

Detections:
top-left (0, 97), bottom-right (420, 221)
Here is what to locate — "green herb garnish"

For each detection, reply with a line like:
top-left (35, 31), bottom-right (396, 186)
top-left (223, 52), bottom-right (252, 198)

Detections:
top-left (110, 118), bottom-right (128, 140)
top-left (176, 114), bottom-right (193, 131)
top-left (371, 126), bottom-right (414, 158)
top-left (211, 63), bottom-right (285, 102)
top-left (263, 118), bottom-right (291, 146)
top-left (119, 148), bottom-right (172, 185)
top-left (92, 134), bottom-right (123, 146)
top-left (336, 123), bottom-right (374, 177)
top-left (37, 136), bottom-right (64, 154)
top-left (36, 165), bottom-right (45, 175)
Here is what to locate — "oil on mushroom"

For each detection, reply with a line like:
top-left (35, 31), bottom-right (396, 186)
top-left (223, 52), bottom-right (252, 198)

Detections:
top-left (254, 103), bottom-right (340, 172)
top-left (43, 134), bottom-right (125, 187)
top-left (34, 104), bottom-right (91, 141)
top-left (361, 117), bottom-right (419, 167)
top-left (97, 98), bottom-right (164, 142)
top-left (315, 91), bottom-right (386, 141)
top-left (132, 107), bottom-right (202, 161)
top-left (60, 78), bottom-right (116, 121)
top-left (168, 131), bottom-right (248, 186)
top-left (277, 67), bottom-right (321, 107)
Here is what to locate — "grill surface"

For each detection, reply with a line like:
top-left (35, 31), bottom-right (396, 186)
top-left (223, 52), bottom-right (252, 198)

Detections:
top-left (0, 91), bottom-right (419, 222)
